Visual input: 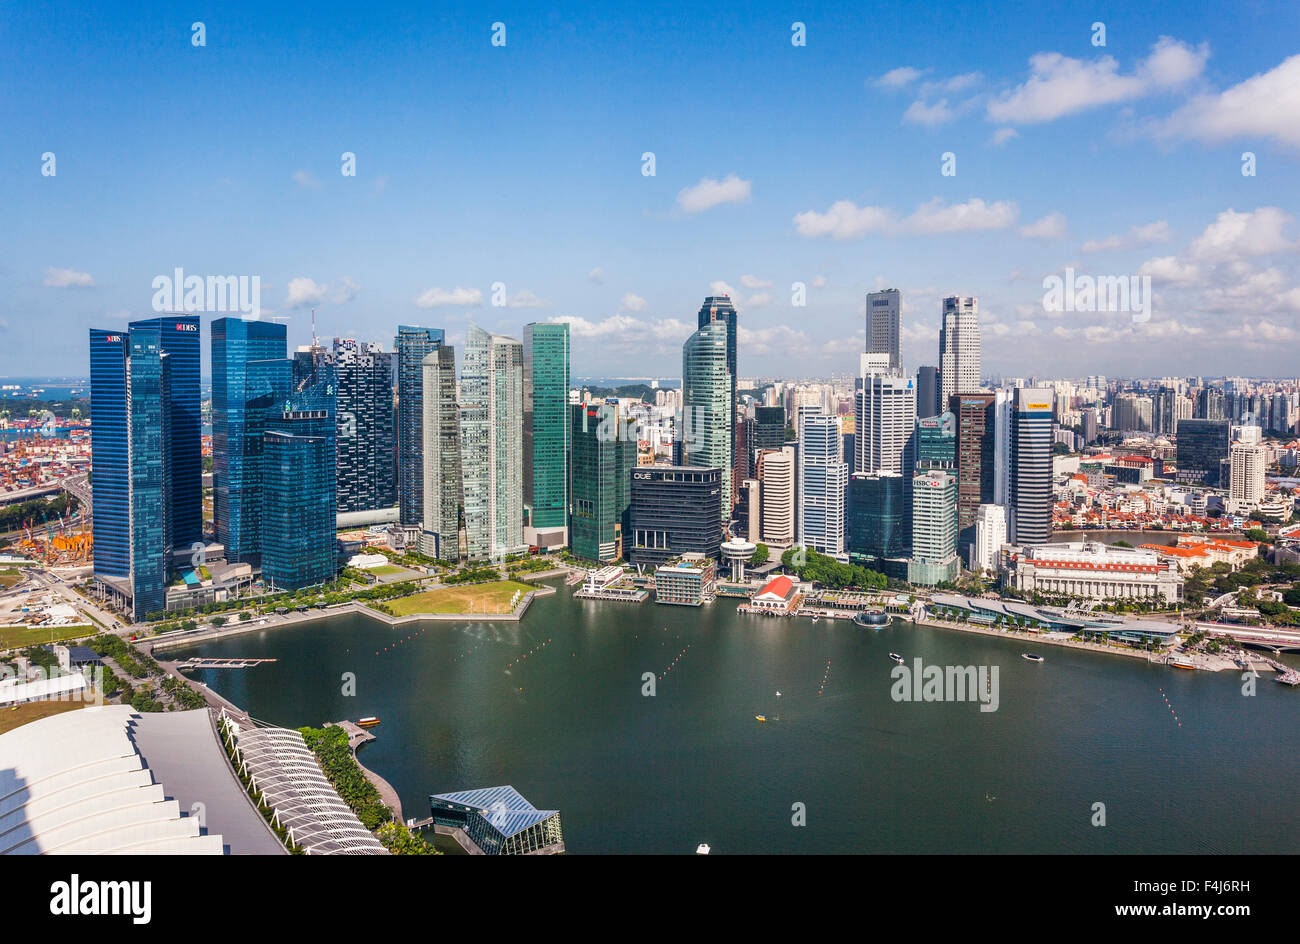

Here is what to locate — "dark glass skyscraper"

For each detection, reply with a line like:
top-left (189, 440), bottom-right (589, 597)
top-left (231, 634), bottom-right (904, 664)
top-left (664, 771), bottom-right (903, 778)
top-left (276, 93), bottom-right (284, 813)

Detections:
top-left (89, 315), bottom-right (200, 621)
top-left (746, 405), bottom-right (785, 474)
top-left (570, 401), bottom-right (636, 563)
top-left (697, 296), bottom-right (737, 504)
top-left (952, 393), bottom-right (997, 554)
top-left (523, 322), bottom-right (570, 541)
top-left (332, 339), bottom-right (395, 513)
top-left (628, 466), bottom-right (722, 569)
top-left (261, 378), bottom-right (338, 589)
top-left (848, 472), bottom-right (909, 564)
top-left (1176, 418), bottom-right (1230, 486)
top-left (1010, 388), bottom-right (1054, 546)
top-left (395, 326), bottom-right (446, 526)
top-left (212, 318), bottom-right (289, 562)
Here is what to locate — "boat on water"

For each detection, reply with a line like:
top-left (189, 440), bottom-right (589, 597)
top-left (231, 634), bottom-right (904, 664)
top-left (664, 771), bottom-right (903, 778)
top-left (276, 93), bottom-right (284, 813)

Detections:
top-left (889, 653), bottom-right (904, 664)
top-left (696, 843), bottom-right (711, 855)
top-left (755, 714), bottom-right (767, 723)
top-left (357, 716), bottom-right (381, 727)
top-left (1021, 653), bottom-right (1044, 663)
top-left (811, 613), bottom-right (820, 622)
top-left (1167, 658), bottom-right (1196, 670)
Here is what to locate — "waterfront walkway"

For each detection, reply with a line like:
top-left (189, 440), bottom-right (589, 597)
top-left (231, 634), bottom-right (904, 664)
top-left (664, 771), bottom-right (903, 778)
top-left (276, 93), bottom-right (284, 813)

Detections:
top-left (328, 720), bottom-right (403, 823)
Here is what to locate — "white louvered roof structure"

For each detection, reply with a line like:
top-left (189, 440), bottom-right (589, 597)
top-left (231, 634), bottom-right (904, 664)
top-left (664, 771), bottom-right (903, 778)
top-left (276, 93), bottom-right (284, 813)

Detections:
top-left (0, 705), bottom-right (223, 855)
top-left (223, 719), bottom-right (386, 855)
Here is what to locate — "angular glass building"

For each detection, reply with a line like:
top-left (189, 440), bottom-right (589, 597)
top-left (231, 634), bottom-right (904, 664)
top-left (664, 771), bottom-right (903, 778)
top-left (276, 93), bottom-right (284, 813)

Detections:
top-left (419, 345), bottom-right (461, 561)
top-left (951, 393), bottom-right (997, 555)
top-left (848, 471), bottom-right (910, 564)
top-left (90, 316), bottom-right (201, 621)
top-left (523, 322), bottom-right (570, 545)
top-left (460, 324), bottom-right (525, 560)
top-left (394, 326), bottom-right (446, 526)
top-left (569, 401), bottom-right (636, 563)
top-left (682, 320), bottom-right (733, 519)
top-left (332, 339), bottom-right (395, 514)
top-left (1176, 418), bottom-right (1230, 486)
top-left (260, 378), bottom-right (338, 589)
top-left (697, 295), bottom-right (738, 504)
top-left (429, 786), bottom-right (563, 855)
top-left (212, 318), bottom-right (289, 562)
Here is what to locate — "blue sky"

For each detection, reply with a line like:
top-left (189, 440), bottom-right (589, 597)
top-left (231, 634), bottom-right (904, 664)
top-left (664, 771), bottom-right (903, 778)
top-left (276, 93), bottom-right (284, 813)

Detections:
top-left (2, 0), bottom-right (1298, 380)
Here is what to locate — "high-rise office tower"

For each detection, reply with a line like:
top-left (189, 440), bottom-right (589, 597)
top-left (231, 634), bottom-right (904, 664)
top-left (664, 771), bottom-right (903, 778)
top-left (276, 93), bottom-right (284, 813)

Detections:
top-left (939, 296), bottom-right (981, 407)
top-left (1081, 408), bottom-right (1099, 445)
top-left (970, 503), bottom-right (1007, 573)
top-left (951, 393), bottom-right (997, 554)
top-left (742, 478), bottom-right (761, 542)
top-left (523, 322), bottom-right (570, 548)
top-left (916, 365), bottom-right (939, 420)
top-left (866, 288), bottom-right (902, 370)
top-left (569, 401), bottom-right (636, 562)
top-left (394, 326), bottom-right (446, 527)
top-left (1154, 386), bottom-right (1178, 436)
top-left (909, 470), bottom-right (959, 585)
top-left (628, 466), bottom-right (723, 569)
top-left (1009, 388), bottom-right (1054, 546)
top-left (854, 365), bottom-right (916, 476)
top-left (797, 412), bottom-right (848, 557)
top-left (212, 318), bottom-right (290, 562)
top-left (330, 339), bottom-right (395, 514)
top-left (90, 317), bottom-right (201, 621)
top-left (419, 346), bottom-right (461, 560)
top-left (746, 405), bottom-right (786, 465)
top-left (1111, 393), bottom-right (1152, 432)
top-left (848, 471), bottom-right (909, 565)
top-left (1196, 387), bottom-right (1225, 420)
top-left (261, 377), bottom-right (337, 590)
top-left (460, 324), bottom-right (525, 560)
top-left (1175, 418), bottom-right (1230, 486)
top-left (1229, 442), bottom-right (1266, 510)
top-left (682, 319), bottom-right (733, 519)
top-left (915, 410), bottom-right (956, 472)
top-left (756, 446), bottom-right (795, 547)
top-left (697, 295), bottom-right (738, 499)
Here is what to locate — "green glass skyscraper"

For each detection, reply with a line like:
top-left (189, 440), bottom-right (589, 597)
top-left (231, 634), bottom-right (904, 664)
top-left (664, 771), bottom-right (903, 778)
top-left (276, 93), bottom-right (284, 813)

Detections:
top-left (682, 320), bottom-right (733, 519)
top-left (569, 401), bottom-right (636, 563)
top-left (523, 322), bottom-right (570, 547)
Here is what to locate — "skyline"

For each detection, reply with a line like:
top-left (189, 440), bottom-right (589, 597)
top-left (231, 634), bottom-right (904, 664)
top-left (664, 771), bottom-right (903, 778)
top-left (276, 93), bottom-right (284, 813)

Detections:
top-left (4, 0), bottom-right (1300, 379)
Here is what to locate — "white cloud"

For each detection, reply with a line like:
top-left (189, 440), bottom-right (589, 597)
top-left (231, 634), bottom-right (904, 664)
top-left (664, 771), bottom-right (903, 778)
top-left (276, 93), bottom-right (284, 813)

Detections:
top-left (331, 276), bottom-right (360, 304)
top-left (709, 280), bottom-right (738, 299)
top-left (989, 127), bottom-right (1019, 146)
top-left (920, 72), bottom-right (982, 95)
top-left (746, 292), bottom-right (773, 308)
top-left (987, 37), bottom-right (1209, 124)
top-left (548, 314), bottom-right (693, 346)
top-left (507, 289), bottom-right (546, 308)
top-left (285, 277), bottom-right (325, 308)
top-left (676, 174), bottom-right (752, 214)
top-left (1018, 212), bottom-right (1068, 240)
top-left (292, 169), bottom-right (322, 190)
top-left (415, 286), bottom-right (483, 308)
top-left (1138, 256), bottom-right (1201, 284)
top-left (1187, 207), bottom-right (1295, 262)
top-left (43, 267), bottom-right (94, 288)
top-left (1157, 54), bottom-right (1300, 148)
top-left (794, 197), bottom-right (1018, 240)
top-left (1081, 221), bottom-right (1171, 253)
top-left (619, 292), bottom-right (648, 312)
top-left (873, 67), bottom-right (925, 89)
top-left (587, 267), bottom-right (605, 284)
top-left (903, 99), bottom-right (957, 127)
top-left (739, 274), bottom-right (772, 289)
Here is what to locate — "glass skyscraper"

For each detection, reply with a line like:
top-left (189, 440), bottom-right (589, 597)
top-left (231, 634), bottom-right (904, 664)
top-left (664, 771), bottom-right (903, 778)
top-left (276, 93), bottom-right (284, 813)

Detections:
top-left (523, 322), bottom-right (570, 543)
top-left (89, 315), bottom-right (201, 621)
top-left (261, 377), bottom-right (338, 589)
top-left (212, 318), bottom-right (289, 562)
top-left (1010, 388), bottom-right (1055, 546)
top-left (332, 339), bottom-right (395, 514)
top-left (682, 319), bottom-right (733, 519)
top-left (569, 401), bottom-right (636, 563)
top-left (848, 471), bottom-right (909, 564)
top-left (1176, 418), bottom-right (1230, 486)
top-left (697, 296), bottom-right (738, 505)
top-left (419, 345), bottom-right (461, 561)
top-left (395, 326), bottom-right (446, 526)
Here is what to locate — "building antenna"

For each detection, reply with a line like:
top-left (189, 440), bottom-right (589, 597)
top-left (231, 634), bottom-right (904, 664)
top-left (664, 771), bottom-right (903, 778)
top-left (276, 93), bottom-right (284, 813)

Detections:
top-left (311, 308), bottom-right (318, 351)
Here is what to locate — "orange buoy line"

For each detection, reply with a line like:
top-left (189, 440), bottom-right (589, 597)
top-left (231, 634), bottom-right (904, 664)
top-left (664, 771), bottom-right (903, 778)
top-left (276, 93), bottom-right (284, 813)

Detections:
top-left (657, 642), bottom-right (692, 681)
top-left (374, 623), bottom-right (438, 656)
top-left (506, 637), bottom-right (554, 670)
top-left (818, 659), bottom-right (832, 695)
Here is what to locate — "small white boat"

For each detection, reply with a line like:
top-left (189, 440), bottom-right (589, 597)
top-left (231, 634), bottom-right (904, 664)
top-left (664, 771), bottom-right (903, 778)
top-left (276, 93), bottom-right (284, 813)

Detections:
top-left (889, 652), bottom-right (904, 664)
top-left (1021, 653), bottom-right (1044, 663)
top-left (696, 843), bottom-right (711, 855)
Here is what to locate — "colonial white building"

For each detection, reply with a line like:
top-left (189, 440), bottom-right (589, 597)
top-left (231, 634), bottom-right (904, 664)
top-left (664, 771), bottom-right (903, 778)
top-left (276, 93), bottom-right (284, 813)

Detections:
top-left (1007, 541), bottom-right (1183, 603)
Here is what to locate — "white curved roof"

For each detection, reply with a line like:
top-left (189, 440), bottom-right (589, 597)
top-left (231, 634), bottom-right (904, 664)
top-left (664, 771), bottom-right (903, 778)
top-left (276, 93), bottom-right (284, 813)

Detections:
top-left (0, 706), bottom-right (223, 855)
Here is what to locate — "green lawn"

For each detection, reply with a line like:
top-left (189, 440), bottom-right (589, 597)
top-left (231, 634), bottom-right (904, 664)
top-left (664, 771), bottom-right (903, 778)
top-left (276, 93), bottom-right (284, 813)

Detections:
top-left (385, 580), bottom-right (534, 617)
top-left (0, 700), bottom-right (85, 736)
top-left (0, 624), bottom-right (95, 650)
top-left (368, 564), bottom-right (417, 578)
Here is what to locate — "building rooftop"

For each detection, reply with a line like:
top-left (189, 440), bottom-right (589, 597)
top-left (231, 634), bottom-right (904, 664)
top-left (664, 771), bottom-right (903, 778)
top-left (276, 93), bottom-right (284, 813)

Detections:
top-left (430, 785), bottom-right (558, 839)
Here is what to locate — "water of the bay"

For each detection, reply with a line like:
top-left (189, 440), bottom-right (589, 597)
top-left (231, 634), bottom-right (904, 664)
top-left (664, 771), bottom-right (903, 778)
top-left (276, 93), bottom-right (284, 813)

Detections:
top-left (176, 580), bottom-right (1298, 853)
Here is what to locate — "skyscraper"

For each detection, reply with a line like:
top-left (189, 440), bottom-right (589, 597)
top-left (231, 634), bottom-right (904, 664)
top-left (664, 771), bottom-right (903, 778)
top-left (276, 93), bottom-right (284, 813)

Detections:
top-left (523, 322), bottom-right (570, 547)
top-left (746, 405), bottom-right (786, 468)
top-left (90, 316), bottom-right (202, 621)
top-left (569, 401), bottom-right (636, 562)
top-left (915, 411), bottom-right (956, 471)
top-left (682, 319), bottom-right (733, 519)
top-left (916, 365), bottom-right (939, 420)
top-left (854, 365), bottom-right (916, 476)
top-left (797, 412), bottom-right (848, 557)
top-left (1176, 418), bottom-right (1230, 486)
top-left (1009, 388), bottom-right (1054, 546)
top-left (261, 377), bottom-right (338, 590)
top-left (939, 296), bottom-right (981, 407)
top-left (331, 339), bottom-right (395, 514)
top-left (395, 326), bottom-right (446, 527)
top-left (970, 503), bottom-right (1008, 573)
top-left (756, 447), bottom-right (795, 548)
top-left (952, 393), bottom-right (997, 554)
top-left (848, 472), bottom-right (909, 565)
top-left (697, 296), bottom-right (738, 505)
top-left (628, 466), bottom-right (722, 569)
top-left (866, 288), bottom-right (901, 370)
top-left (212, 318), bottom-right (289, 563)
top-left (461, 324), bottom-right (525, 560)
top-left (419, 345), bottom-right (461, 560)
top-left (909, 470), bottom-right (959, 586)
